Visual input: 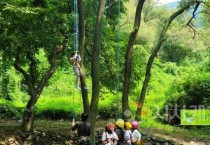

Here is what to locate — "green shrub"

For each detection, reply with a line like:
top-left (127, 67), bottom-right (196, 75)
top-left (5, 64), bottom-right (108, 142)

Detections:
top-left (36, 109), bottom-right (73, 120)
top-left (0, 103), bottom-right (22, 119)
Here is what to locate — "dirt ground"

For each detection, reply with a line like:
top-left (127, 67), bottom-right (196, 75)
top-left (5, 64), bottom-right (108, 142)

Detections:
top-left (0, 119), bottom-right (209, 145)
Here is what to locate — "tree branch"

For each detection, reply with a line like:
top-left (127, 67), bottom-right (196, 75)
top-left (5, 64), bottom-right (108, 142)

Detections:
top-left (13, 48), bottom-right (34, 93)
top-left (14, 48), bottom-right (28, 79)
top-left (37, 34), bottom-right (69, 94)
top-left (186, 1), bottom-right (201, 26)
top-left (188, 24), bottom-right (196, 39)
top-left (27, 52), bottom-right (37, 85)
top-left (185, 1), bottom-right (203, 39)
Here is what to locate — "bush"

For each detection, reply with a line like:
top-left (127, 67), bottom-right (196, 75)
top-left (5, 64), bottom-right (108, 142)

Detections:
top-left (36, 109), bottom-right (73, 120)
top-left (0, 104), bottom-right (22, 119)
top-left (162, 73), bottom-right (210, 125)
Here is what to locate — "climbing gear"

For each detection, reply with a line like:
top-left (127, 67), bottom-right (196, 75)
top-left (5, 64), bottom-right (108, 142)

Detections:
top-left (131, 121), bottom-right (139, 129)
top-left (73, 0), bottom-right (78, 52)
top-left (125, 122), bottom-right (132, 130)
top-left (115, 119), bottom-right (124, 129)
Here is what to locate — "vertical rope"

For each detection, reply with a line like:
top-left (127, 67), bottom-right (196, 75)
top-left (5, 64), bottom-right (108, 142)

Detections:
top-left (116, 0), bottom-right (121, 119)
top-left (72, 0), bottom-right (78, 120)
top-left (73, 0), bottom-right (83, 117)
top-left (74, 0), bottom-right (78, 52)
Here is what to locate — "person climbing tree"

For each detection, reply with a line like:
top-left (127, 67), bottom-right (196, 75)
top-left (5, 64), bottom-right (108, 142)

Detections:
top-left (70, 51), bottom-right (82, 89)
top-left (101, 122), bottom-right (119, 145)
top-left (115, 119), bottom-right (125, 145)
top-left (71, 113), bottom-right (91, 144)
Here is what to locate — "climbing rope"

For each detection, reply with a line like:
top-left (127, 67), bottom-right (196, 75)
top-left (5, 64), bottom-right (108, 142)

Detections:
top-left (71, 0), bottom-right (78, 122)
top-left (74, 0), bottom-right (78, 53)
top-left (72, 0), bottom-right (83, 121)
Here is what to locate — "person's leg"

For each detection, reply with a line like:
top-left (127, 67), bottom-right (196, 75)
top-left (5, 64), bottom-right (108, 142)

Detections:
top-left (74, 66), bottom-right (81, 89)
top-left (76, 74), bottom-right (80, 89)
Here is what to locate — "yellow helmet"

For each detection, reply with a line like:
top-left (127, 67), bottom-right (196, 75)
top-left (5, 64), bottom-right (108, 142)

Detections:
top-left (125, 122), bottom-right (132, 130)
top-left (115, 119), bottom-right (124, 129)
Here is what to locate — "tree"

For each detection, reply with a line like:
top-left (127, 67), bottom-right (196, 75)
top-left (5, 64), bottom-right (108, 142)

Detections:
top-left (78, 0), bottom-right (90, 114)
top-left (89, 0), bottom-right (106, 143)
top-left (160, 38), bottom-right (192, 64)
top-left (122, 0), bottom-right (145, 118)
top-left (0, 0), bottom-right (71, 131)
top-left (135, 0), bottom-right (198, 120)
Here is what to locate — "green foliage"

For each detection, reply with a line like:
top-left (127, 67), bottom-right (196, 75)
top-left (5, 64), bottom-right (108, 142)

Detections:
top-left (98, 90), bottom-right (120, 118)
top-left (160, 38), bottom-right (192, 64)
top-left (0, 0), bottom-right (209, 137)
top-left (182, 73), bottom-right (210, 106)
top-left (36, 95), bottom-right (82, 119)
top-left (130, 44), bottom-right (149, 90)
top-left (0, 99), bottom-right (22, 119)
top-left (164, 71), bottom-right (210, 110)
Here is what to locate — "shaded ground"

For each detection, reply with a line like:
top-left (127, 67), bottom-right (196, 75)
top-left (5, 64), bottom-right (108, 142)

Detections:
top-left (0, 120), bottom-right (209, 145)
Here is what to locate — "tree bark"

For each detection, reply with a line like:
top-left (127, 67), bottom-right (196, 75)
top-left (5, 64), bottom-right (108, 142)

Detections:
top-left (135, 2), bottom-right (195, 120)
top-left (89, 0), bottom-right (105, 143)
top-left (122, 0), bottom-right (145, 119)
top-left (78, 0), bottom-right (89, 114)
top-left (21, 95), bottom-right (36, 132)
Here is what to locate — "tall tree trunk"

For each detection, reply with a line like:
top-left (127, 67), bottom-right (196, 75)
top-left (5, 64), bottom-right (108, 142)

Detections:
top-left (78, 0), bottom-right (89, 114)
top-left (80, 74), bottom-right (89, 113)
top-left (78, 0), bottom-right (85, 63)
top-left (89, 0), bottom-right (105, 143)
top-left (135, 2), bottom-right (194, 120)
top-left (21, 94), bottom-right (37, 132)
top-left (122, 0), bottom-right (145, 119)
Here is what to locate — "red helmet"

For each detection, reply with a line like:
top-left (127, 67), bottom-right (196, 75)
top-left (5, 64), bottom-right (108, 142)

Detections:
top-left (106, 122), bottom-right (115, 131)
top-left (131, 121), bottom-right (139, 129)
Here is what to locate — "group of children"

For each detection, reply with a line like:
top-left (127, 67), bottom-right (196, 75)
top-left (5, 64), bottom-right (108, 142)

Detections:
top-left (71, 113), bottom-right (142, 145)
top-left (101, 119), bottom-right (142, 145)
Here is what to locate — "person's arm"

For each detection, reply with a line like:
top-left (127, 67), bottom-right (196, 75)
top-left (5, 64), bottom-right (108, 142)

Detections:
top-left (70, 56), bottom-right (75, 64)
top-left (131, 130), bottom-right (137, 143)
top-left (138, 131), bottom-right (142, 141)
top-left (71, 123), bottom-right (78, 131)
top-left (124, 130), bottom-right (130, 141)
top-left (113, 131), bottom-right (119, 144)
top-left (101, 132), bottom-right (106, 144)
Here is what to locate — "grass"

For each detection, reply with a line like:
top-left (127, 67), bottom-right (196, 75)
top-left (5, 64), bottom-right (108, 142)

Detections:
top-left (37, 96), bottom-right (82, 111)
top-left (1, 83), bottom-right (210, 143)
top-left (141, 118), bottom-right (210, 142)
